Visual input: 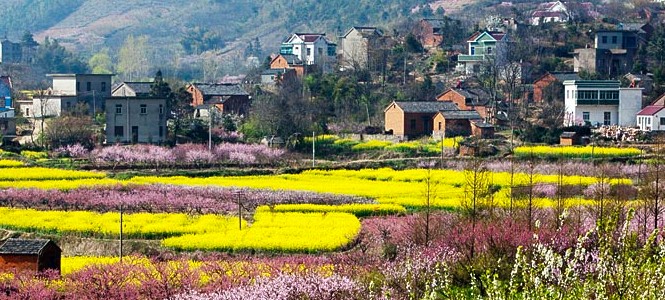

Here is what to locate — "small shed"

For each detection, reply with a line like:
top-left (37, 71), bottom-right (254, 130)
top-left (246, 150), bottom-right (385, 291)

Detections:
top-left (0, 238), bottom-right (61, 274)
top-left (471, 121), bottom-right (495, 139)
top-left (560, 131), bottom-right (580, 146)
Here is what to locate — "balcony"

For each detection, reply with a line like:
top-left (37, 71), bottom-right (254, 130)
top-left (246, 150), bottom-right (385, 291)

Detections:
top-left (457, 54), bottom-right (484, 62)
top-left (576, 99), bottom-right (619, 105)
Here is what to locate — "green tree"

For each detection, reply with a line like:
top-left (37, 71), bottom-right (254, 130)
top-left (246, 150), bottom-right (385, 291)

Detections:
top-left (34, 37), bottom-right (88, 73)
top-left (88, 48), bottom-right (114, 74)
top-left (117, 35), bottom-right (152, 81)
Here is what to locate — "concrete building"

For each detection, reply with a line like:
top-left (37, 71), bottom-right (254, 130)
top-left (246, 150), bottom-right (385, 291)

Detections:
top-left (573, 30), bottom-right (639, 77)
top-left (0, 39), bottom-right (22, 64)
top-left (338, 26), bottom-right (385, 70)
top-left (106, 82), bottom-right (167, 144)
top-left (280, 33), bottom-right (337, 73)
top-left (563, 80), bottom-right (642, 127)
top-left (33, 74), bottom-right (114, 117)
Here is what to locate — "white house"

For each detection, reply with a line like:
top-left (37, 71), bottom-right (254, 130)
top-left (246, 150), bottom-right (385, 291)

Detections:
top-left (280, 33), bottom-right (337, 72)
top-left (636, 106), bottom-right (665, 131)
top-left (531, 1), bottom-right (570, 26)
top-left (563, 80), bottom-right (642, 127)
top-left (31, 74), bottom-right (114, 118)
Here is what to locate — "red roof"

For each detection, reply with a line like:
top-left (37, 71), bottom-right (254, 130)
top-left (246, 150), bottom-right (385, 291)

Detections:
top-left (637, 105), bottom-right (665, 116)
top-left (295, 33), bottom-right (325, 43)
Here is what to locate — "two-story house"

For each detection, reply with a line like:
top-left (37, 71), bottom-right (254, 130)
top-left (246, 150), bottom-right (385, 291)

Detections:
top-left (457, 31), bottom-right (508, 75)
top-left (32, 74), bottom-right (113, 118)
top-left (412, 19), bottom-right (446, 49)
top-left (106, 81), bottom-right (167, 144)
top-left (338, 26), bottom-right (386, 70)
top-left (0, 76), bottom-right (15, 141)
top-left (573, 29), bottom-right (639, 77)
top-left (280, 33), bottom-right (337, 73)
top-left (563, 80), bottom-right (642, 127)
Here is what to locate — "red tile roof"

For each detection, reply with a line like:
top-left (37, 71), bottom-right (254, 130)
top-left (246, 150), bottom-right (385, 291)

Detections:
top-left (637, 105), bottom-right (665, 116)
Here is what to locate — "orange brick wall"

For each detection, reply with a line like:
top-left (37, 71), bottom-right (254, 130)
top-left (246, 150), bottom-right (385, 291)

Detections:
top-left (187, 85), bottom-right (205, 107)
top-left (0, 255), bottom-right (37, 273)
top-left (384, 104), bottom-right (405, 136)
top-left (412, 20), bottom-right (444, 48)
top-left (532, 74), bottom-right (556, 103)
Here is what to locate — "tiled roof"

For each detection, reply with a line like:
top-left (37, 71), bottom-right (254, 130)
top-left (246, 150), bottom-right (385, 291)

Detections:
top-left (532, 11), bottom-right (567, 18)
top-left (422, 19), bottom-right (447, 29)
top-left (440, 110), bottom-right (482, 120)
top-left (122, 82), bottom-right (153, 96)
top-left (262, 68), bottom-right (290, 75)
top-left (488, 32), bottom-right (506, 41)
top-left (295, 33), bottom-right (325, 43)
top-left (280, 54), bottom-right (303, 65)
top-left (0, 239), bottom-right (57, 255)
top-left (394, 101), bottom-right (458, 113)
top-left (637, 105), bottom-right (665, 116)
top-left (551, 72), bottom-right (581, 82)
top-left (192, 83), bottom-right (249, 96)
top-left (472, 121), bottom-right (494, 128)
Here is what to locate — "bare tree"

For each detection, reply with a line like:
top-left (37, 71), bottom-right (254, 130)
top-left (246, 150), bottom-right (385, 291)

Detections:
top-left (639, 137), bottom-right (665, 237)
top-left (34, 88), bottom-right (54, 148)
top-left (460, 157), bottom-right (496, 259)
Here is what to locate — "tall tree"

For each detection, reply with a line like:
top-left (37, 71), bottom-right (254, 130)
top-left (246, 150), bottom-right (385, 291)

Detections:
top-left (88, 48), bottom-right (114, 74)
top-left (117, 35), bottom-right (152, 81)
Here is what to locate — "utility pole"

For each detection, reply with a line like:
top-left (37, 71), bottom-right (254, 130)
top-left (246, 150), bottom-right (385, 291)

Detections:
top-left (208, 105), bottom-right (213, 152)
top-left (119, 203), bottom-right (123, 262)
top-left (312, 131), bottom-right (315, 167)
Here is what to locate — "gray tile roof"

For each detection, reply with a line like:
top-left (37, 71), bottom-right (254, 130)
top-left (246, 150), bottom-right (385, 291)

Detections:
top-left (280, 54), bottom-right (303, 65)
top-left (123, 82), bottom-right (153, 96)
top-left (472, 121), bottom-right (494, 128)
top-left (423, 18), bottom-right (447, 29)
top-left (0, 238), bottom-right (57, 255)
top-left (441, 110), bottom-right (482, 120)
top-left (395, 101), bottom-right (458, 113)
top-left (192, 83), bottom-right (249, 96)
top-left (551, 72), bottom-right (581, 82)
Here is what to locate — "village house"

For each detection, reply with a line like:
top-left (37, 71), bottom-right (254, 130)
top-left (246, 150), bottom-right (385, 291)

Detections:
top-left (32, 73), bottom-right (113, 118)
top-left (530, 1), bottom-right (570, 26)
top-left (279, 33), bottom-right (337, 73)
top-left (269, 54), bottom-right (305, 77)
top-left (563, 80), bottom-right (642, 127)
top-left (187, 83), bottom-right (251, 119)
top-left (573, 29), bottom-right (640, 77)
top-left (106, 81), bottom-right (167, 144)
top-left (338, 26), bottom-right (386, 70)
top-left (0, 76), bottom-right (15, 141)
top-left (457, 31), bottom-right (508, 75)
top-left (0, 238), bottom-right (61, 274)
top-left (436, 87), bottom-right (491, 120)
top-left (0, 38), bottom-right (22, 64)
top-left (261, 68), bottom-right (297, 85)
top-left (532, 72), bottom-right (581, 103)
top-left (637, 93), bottom-right (665, 131)
top-left (411, 19), bottom-right (446, 49)
top-left (432, 110), bottom-right (482, 138)
top-left (384, 101), bottom-right (458, 139)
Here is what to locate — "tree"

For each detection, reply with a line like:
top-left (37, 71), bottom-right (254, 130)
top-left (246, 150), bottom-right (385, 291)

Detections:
top-left (88, 48), bottom-right (114, 74)
top-left (639, 138), bottom-right (665, 237)
top-left (44, 104), bottom-right (96, 149)
top-left (117, 35), bottom-right (152, 81)
top-left (460, 157), bottom-right (495, 260)
top-left (168, 87), bottom-right (194, 145)
top-left (34, 37), bottom-right (88, 74)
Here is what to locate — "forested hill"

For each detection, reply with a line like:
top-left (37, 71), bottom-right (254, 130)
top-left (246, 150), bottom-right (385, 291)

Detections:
top-left (0, 0), bottom-right (451, 54)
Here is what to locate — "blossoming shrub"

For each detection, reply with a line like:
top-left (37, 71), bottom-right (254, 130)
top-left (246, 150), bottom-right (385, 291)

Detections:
top-left (162, 211), bottom-right (361, 253)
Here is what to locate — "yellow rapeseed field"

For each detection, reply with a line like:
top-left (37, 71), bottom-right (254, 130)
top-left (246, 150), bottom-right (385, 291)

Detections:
top-left (0, 167), bottom-right (106, 181)
top-left (0, 160), bottom-right (24, 168)
top-left (162, 211), bottom-right (361, 252)
top-left (255, 203), bottom-right (406, 217)
top-left (514, 145), bottom-right (642, 158)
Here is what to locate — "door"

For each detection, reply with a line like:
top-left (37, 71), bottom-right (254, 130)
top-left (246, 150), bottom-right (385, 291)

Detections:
top-left (131, 126), bottom-right (139, 144)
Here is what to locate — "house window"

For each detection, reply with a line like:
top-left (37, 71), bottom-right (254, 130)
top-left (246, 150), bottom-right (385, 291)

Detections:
top-left (582, 112), bottom-right (590, 123)
top-left (307, 48), bottom-right (311, 56)
top-left (438, 122), bottom-right (442, 130)
top-left (115, 104), bottom-right (122, 114)
top-left (76, 82), bottom-right (80, 92)
top-left (86, 82), bottom-right (91, 91)
top-left (486, 47), bottom-right (492, 54)
top-left (612, 36), bottom-right (617, 44)
top-left (114, 126), bottom-right (123, 138)
top-left (25, 107), bottom-right (29, 116)
top-left (471, 46), bottom-right (475, 55)
top-left (140, 104), bottom-right (147, 115)
top-left (410, 119), bottom-right (417, 130)
top-left (159, 126), bottom-right (164, 138)
top-left (101, 82), bottom-right (106, 92)
top-left (159, 104), bottom-right (164, 115)
top-left (604, 112), bottom-right (611, 125)
top-left (660, 117), bottom-right (665, 126)
top-left (601, 36), bottom-right (607, 44)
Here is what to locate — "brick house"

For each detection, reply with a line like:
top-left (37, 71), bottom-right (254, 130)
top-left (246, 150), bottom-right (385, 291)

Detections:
top-left (471, 121), bottom-right (495, 139)
top-left (532, 72), bottom-right (581, 103)
top-left (0, 238), bottom-right (61, 274)
top-left (107, 82), bottom-right (167, 144)
top-left (270, 54), bottom-right (305, 77)
top-left (384, 101), bottom-right (458, 139)
top-left (187, 83), bottom-right (250, 116)
top-left (412, 19), bottom-right (447, 49)
top-left (436, 88), bottom-right (491, 119)
top-left (432, 110), bottom-right (482, 138)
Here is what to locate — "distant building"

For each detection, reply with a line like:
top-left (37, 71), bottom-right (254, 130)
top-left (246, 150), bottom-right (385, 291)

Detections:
top-left (187, 83), bottom-right (251, 118)
top-left (32, 74), bottom-right (114, 118)
top-left (269, 54), bottom-right (305, 77)
top-left (412, 19), bottom-right (446, 49)
top-left (530, 1), bottom-right (570, 25)
top-left (0, 76), bottom-right (15, 140)
top-left (261, 68), bottom-right (296, 85)
top-left (457, 31), bottom-right (508, 75)
top-left (563, 80), bottom-right (642, 127)
top-left (106, 81), bottom-right (167, 144)
top-left (0, 39), bottom-right (22, 64)
top-left (573, 30), bottom-right (640, 77)
top-left (384, 101), bottom-right (458, 139)
top-left (637, 93), bottom-right (665, 131)
top-left (338, 26), bottom-right (385, 70)
top-left (0, 239), bottom-right (61, 274)
top-left (280, 33), bottom-right (337, 73)
top-left (532, 72), bottom-right (581, 103)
